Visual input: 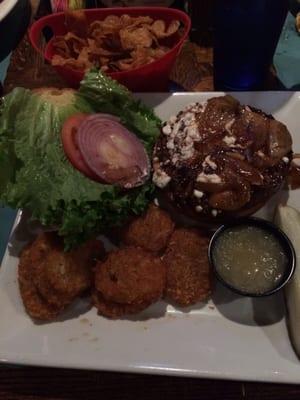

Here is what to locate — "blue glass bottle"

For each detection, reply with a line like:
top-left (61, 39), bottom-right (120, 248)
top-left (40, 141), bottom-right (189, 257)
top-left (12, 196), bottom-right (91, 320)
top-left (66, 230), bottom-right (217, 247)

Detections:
top-left (214, 0), bottom-right (288, 91)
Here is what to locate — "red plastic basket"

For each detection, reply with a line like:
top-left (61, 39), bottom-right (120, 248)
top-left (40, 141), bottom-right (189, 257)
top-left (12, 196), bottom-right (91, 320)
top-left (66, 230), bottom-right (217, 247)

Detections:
top-left (29, 7), bottom-right (191, 91)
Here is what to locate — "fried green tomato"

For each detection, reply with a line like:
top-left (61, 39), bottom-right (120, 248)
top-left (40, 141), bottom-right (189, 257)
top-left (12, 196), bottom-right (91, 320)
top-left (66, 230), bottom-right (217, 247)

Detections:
top-left (163, 229), bottom-right (212, 307)
top-left (18, 233), bottom-right (105, 320)
top-left (33, 239), bottom-right (103, 308)
top-left (92, 291), bottom-right (152, 319)
top-left (123, 204), bottom-right (174, 253)
top-left (18, 234), bottom-right (64, 321)
top-left (93, 247), bottom-right (166, 318)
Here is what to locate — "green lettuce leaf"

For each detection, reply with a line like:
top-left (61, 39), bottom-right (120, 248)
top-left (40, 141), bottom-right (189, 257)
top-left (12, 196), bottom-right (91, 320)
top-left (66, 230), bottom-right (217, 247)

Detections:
top-left (0, 72), bottom-right (160, 249)
top-left (78, 69), bottom-right (161, 153)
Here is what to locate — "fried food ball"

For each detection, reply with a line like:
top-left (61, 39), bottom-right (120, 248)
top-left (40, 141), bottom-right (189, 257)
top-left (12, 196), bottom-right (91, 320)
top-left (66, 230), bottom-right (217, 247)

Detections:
top-left (33, 239), bottom-right (103, 308)
top-left (163, 229), bottom-right (212, 306)
top-left (18, 233), bottom-right (105, 321)
top-left (95, 247), bottom-right (166, 305)
top-left (18, 236), bottom-right (64, 321)
top-left (93, 246), bottom-right (166, 318)
top-left (123, 204), bottom-right (174, 253)
top-left (92, 291), bottom-right (152, 319)
top-left (27, 232), bottom-right (59, 265)
top-left (166, 228), bottom-right (209, 259)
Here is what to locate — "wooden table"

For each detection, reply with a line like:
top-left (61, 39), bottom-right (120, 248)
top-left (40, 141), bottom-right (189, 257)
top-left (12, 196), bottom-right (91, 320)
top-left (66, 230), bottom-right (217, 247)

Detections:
top-left (1, 367), bottom-right (300, 399)
top-left (0, 13), bottom-right (297, 400)
top-left (3, 34), bottom-right (280, 93)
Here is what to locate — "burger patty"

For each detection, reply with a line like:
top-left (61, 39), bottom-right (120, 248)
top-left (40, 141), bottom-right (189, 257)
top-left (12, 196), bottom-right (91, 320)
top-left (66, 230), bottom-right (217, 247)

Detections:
top-left (152, 95), bottom-right (292, 224)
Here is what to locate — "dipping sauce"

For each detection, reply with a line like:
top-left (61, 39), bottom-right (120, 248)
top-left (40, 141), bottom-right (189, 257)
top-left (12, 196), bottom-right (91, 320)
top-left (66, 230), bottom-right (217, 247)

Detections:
top-left (212, 225), bottom-right (288, 295)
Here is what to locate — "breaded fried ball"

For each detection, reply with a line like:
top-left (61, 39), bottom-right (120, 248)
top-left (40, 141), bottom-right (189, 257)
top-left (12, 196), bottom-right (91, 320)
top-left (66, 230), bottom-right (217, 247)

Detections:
top-left (166, 229), bottom-right (209, 259)
top-left (18, 238), bottom-right (63, 321)
top-left (163, 229), bottom-right (212, 306)
top-left (123, 204), bottom-right (174, 253)
top-left (18, 233), bottom-right (105, 321)
top-left (33, 239), bottom-right (103, 308)
top-left (95, 247), bottom-right (166, 305)
top-left (92, 291), bottom-right (152, 319)
top-left (33, 250), bottom-right (91, 308)
top-left (28, 232), bottom-right (59, 265)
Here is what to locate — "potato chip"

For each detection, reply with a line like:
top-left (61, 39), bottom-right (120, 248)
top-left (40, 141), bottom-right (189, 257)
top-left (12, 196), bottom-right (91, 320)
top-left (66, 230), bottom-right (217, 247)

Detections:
top-left (51, 11), bottom-right (181, 74)
top-left (150, 19), bottom-right (180, 38)
top-left (114, 46), bottom-right (165, 71)
top-left (119, 14), bottom-right (132, 27)
top-left (101, 15), bottom-right (122, 30)
top-left (151, 47), bottom-right (169, 59)
top-left (120, 27), bottom-right (153, 50)
top-left (52, 36), bottom-right (72, 58)
top-left (89, 28), bottom-right (105, 44)
top-left (77, 47), bottom-right (94, 68)
top-left (124, 15), bottom-right (154, 29)
top-left (52, 55), bottom-right (87, 70)
top-left (88, 21), bottom-right (103, 35)
top-left (102, 33), bottom-right (124, 53)
top-left (64, 32), bottom-right (87, 55)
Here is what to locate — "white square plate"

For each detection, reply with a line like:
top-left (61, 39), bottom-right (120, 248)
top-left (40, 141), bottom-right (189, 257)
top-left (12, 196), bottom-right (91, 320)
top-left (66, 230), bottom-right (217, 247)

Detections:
top-left (1, 92), bottom-right (300, 383)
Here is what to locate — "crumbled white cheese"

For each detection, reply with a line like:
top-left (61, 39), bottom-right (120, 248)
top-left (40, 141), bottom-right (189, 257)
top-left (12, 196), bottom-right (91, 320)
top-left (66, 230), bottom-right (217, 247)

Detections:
top-left (183, 101), bottom-right (207, 120)
top-left (193, 189), bottom-right (204, 198)
top-left (201, 101), bottom-right (208, 111)
top-left (202, 155), bottom-right (217, 170)
top-left (225, 118), bottom-right (235, 135)
top-left (172, 154), bottom-right (179, 164)
top-left (182, 113), bottom-right (196, 128)
top-left (181, 143), bottom-right (194, 160)
top-left (160, 101), bottom-right (206, 166)
top-left (153, 169), bottom-right (171, 188)
top-left (183, 101), bottom-right (202, 113)
top-left (172, 121), bottom-right (181, 137)
top-left (184, 135), bottom-right (194, 146)
top-left (166, 139), bottom-right (175, 150)
top-left (162, 124), bottom-right (172, 135)
top-left (282, 156), bottom-right (289, 164)
top-left (223, 135), bottom-right (236, 146)
top-left (195, 205), bottom-right (203, 212)
top-left (211, 209), bottom-right (218, 217)
top-left (184, 112), bottom-right (195, 120)
top-left (186, 126), bottom-right (200, 140)
top-left (197, 172), bottom-right (222, 184)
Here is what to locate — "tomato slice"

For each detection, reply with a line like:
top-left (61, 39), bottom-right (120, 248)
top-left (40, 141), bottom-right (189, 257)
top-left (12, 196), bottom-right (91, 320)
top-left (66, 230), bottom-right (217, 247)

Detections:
top-left (61, 113), bottom-right (99, 180)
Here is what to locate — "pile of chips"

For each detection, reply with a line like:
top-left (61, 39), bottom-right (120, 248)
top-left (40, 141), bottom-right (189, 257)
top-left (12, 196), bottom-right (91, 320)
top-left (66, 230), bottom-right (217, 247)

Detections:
top-left (52, 10), bottom-right (181, 72)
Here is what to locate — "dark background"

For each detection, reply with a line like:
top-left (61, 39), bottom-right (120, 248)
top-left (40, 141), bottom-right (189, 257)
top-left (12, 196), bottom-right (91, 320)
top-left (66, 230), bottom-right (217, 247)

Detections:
top-left (1, 367), bottom-right (300, 399)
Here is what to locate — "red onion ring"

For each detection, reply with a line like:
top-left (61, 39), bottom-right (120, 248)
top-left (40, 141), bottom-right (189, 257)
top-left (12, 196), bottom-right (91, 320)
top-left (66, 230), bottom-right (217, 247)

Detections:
top-left (76, 114), bottom-right (150, 188)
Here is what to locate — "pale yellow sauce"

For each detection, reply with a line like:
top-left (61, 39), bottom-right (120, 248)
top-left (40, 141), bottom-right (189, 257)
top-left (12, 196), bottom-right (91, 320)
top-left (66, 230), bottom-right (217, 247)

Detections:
top-left (213, 226), bottom-right (288, 294)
